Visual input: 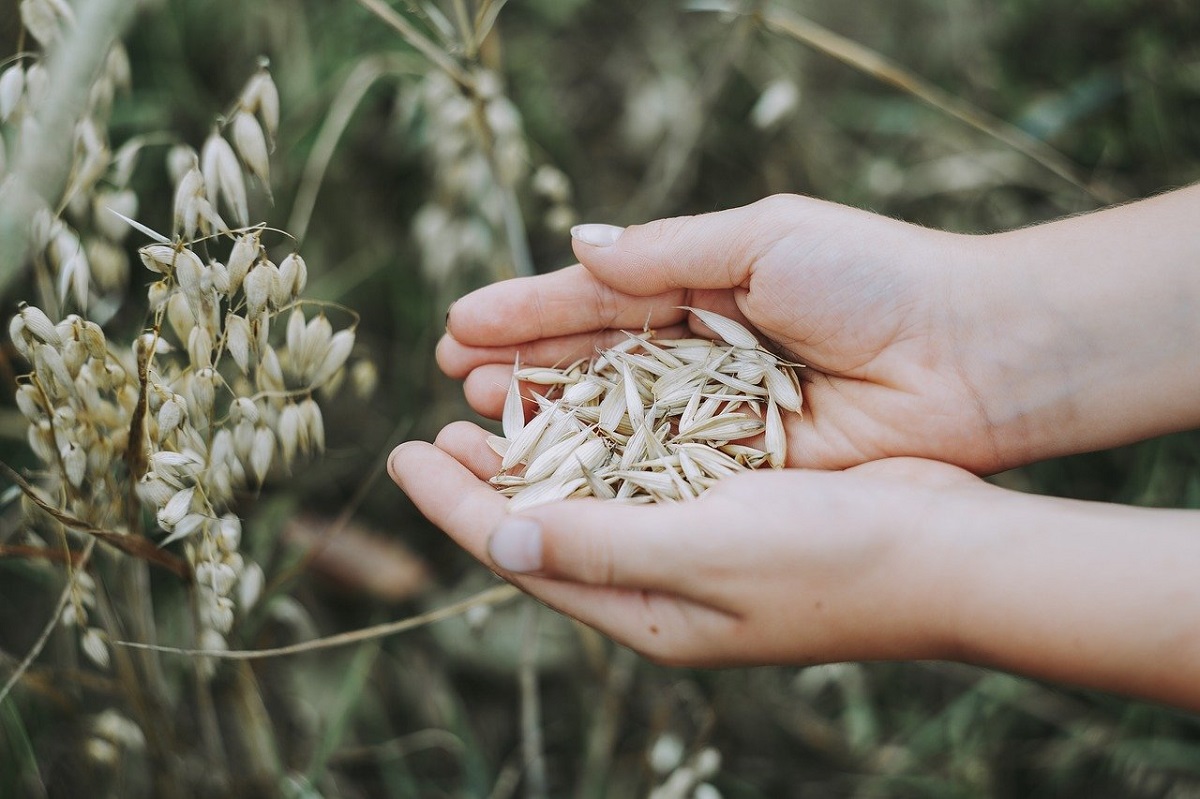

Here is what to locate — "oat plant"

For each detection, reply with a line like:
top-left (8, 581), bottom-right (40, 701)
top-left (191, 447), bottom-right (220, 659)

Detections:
top-left (2, 6), bottom-right (368, 793)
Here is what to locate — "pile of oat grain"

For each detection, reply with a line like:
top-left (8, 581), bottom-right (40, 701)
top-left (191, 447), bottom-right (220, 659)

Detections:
top-left (488, 308), bottom-right (803, 511)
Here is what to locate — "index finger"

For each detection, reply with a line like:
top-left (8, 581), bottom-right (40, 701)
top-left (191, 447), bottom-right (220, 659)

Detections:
top-left (446, 264), bottom-right (686, 347)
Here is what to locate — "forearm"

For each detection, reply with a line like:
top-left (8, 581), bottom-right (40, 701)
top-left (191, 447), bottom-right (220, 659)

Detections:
top-left (958, 185), bottom-right (1200, 465)
top-left (936, 489), bottom-right (1200, 710)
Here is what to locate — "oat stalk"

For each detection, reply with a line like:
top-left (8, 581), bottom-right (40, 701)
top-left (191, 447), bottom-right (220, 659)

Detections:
top-left (0, 539), bottom-right (96, 707)
top-left (114, 583), bottom-right (521, 660)
top-left (688, 0), bottom-right (1122, 204)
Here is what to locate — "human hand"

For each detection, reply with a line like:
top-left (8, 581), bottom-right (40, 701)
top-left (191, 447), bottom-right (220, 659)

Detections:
top-left (391, 424), bottom-right (1200, 708)
top-left (439, 189), bottom-right (1200, 472)
top-left (438, 195), bottom-right (1014, 473)
top-left (388, 420), bottom-right (986, 667)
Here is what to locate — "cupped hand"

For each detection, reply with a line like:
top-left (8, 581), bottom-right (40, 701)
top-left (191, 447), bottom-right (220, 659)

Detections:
top-left (388, 421), bottom-right (994, 667)
top-left (437, 194), bottom-right (1018, 474)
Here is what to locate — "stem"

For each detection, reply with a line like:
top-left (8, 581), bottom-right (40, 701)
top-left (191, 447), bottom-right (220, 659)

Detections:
top-left (518, 602), bottom-right (547, 799)
top-left (115, 583), bottom-right (521, 659)
top-left (92, 573), bottom-right (186, 799)
top-left (575, 647), bottom-right (638, 799)
top-left (119, 558), bottom-right (175, 745)
top-left (355, 0), bottom-right (474, 88)
top-left (0, 539), bottom-right (95, 707)
top-left (287, 54), bottom-right (419, 244)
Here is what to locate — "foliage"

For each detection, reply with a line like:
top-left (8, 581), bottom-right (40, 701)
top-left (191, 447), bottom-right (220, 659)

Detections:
top-left (1, 0), bottom-right (1199, 797)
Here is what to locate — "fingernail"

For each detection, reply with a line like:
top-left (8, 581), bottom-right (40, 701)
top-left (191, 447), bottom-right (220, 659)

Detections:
top-left (570, 223), bottom-right (624, 248)
top-left (444, 299), bottom-right (456, 331)
top-left (387, 442), bottom-right (414, 480)
top-left (488, 517), bottom-right (542, 573)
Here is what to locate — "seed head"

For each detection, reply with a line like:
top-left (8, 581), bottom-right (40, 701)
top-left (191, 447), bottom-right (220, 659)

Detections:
top-left (231, 110), bottom-right (269, 187)
top-left (80, 627), bottom-right (110, 670)
top-left (243, 264), bottom-right (271, 318)
top-left (201, 128), bottom-right (248, 227)
top-left (0, 64), bottom-right (24, 122)
top-left (19, 304), bottom-right (61, 346)
top-left (250, 426), bottom-right (274, 483)
top-left (240, 67), bottom-right (280, 143)
top-left (278, 253), bottom-right (307, 298)
top-left (310, 329), bottom-right (354, 387)
top-left (139, 243), bottom-right (177, 274)
top-left (157, 486), bottom-right (195, 529)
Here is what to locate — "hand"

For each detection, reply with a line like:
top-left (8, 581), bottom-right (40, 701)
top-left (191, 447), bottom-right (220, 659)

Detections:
top-left (391, 425), bottom-right (1200, 709)
top-left (438, 190), bottom-right (1200, 472)
top-left (438, 194), bottom-right (1013, 473)
top-left (388, 420), bottom-right (985, 667)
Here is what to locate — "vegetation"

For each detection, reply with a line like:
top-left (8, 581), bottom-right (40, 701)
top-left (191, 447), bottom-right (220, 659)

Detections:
top-left (1, 0), bottom-right (1199, 797)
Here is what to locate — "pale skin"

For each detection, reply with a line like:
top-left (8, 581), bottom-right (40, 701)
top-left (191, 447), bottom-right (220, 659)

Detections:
top-left (389, 186), bottom-right (1200, 711)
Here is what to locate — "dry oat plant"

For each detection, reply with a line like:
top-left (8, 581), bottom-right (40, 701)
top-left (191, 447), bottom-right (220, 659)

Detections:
top-left (4, 1), bottom-right (1200, 798)
top-left (0, 2), bottom-right (373, 796)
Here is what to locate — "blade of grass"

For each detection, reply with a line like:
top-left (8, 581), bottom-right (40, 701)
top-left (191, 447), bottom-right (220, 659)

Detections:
top-left (288, 54), bottom-right (422, 244)
top-left (450, 0), bottom-right (476, 57)
top-left (687, 0), bottom-right (1122, 205)
top-left (518, 603), bottom-right (548, 799)
top-left (474, 0), bottom-right (512, 47)
top-left (575, 646), bottom-right (638, 799)
top-left (0, 698), bottom-right (47, 799)
top-left (305, 638), bottom-right (382, 785)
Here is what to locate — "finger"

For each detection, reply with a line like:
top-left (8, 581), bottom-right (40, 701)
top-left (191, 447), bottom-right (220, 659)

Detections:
top-left (433, 420), bottom-right (502, 481)
top-left (388, 441), bottom-right (507, 561)
top-left (485, 498), bottom-right (701, 595)
top-left (446, 264), bottom-right (686, 347)
top-left (388, 438), bottom-right (737, 663)
top-left (437, 323), bottom-right (690, 380)
top-left (569, 196), bottom-right (798, 295)
top-left (462, 363), bottom-right (549, 421)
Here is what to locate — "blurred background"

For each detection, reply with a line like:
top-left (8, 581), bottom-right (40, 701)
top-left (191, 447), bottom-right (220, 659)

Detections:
top-left (2, 0), bottom-right (1200, 797)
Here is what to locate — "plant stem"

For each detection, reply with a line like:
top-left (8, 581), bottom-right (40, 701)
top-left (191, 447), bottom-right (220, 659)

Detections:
top-left (518, 602), bottom-right (548, 799)
top-left (0, 539), bottom-right (95, 707)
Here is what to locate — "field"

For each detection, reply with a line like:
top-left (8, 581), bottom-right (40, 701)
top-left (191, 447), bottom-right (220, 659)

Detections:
top-left (2, 0), bottom-right (1200, 797)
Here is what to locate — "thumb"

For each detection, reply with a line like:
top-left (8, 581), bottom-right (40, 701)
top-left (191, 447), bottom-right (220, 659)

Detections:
top-left (570, 195), bottom-right (798, 296)
top-left (487, 500), bottom-right (693, 591)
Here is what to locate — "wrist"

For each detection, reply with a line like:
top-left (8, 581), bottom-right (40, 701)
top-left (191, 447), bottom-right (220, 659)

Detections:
top-left (941, 230), bottom-right (1082, 468)
top-left (901, 477), bottom-right (1017, 663)
top-left (948, 193), bottom-right (1200, 468)
top-left (927, 488), bottom-right (1200, 707)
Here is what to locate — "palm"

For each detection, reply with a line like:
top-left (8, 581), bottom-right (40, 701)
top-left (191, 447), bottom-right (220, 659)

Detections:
top-left (439, 196), bottom-right (1001, 473)
top-left (731, 240), bottom-right (998, 471)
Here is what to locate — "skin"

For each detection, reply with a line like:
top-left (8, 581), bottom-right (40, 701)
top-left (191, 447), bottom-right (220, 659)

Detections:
top-left (391, 186), bottom-right (1200, 710)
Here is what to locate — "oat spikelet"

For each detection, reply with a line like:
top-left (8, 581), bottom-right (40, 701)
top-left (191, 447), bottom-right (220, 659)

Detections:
top-left (490, 310), bottom-right (805, 510)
